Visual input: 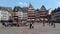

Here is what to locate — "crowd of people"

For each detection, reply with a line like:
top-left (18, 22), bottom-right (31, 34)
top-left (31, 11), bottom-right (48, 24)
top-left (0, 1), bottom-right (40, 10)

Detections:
top-left (1, 19), bottom-right (56, 29)
top-left (29, 20), bottom-right (56, 29)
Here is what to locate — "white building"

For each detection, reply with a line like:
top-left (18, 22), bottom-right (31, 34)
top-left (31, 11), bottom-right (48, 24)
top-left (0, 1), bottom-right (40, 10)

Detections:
top-left (18, 11), bottom-right (23, 20)
top-left (0, 10), bottom-right (10, 21)
top-left (23, 12), bottom-right (27, 19)
top-left (48, 8), bottom-right (54, 15)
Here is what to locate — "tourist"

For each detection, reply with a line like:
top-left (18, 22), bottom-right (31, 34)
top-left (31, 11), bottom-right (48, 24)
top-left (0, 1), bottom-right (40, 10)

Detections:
top-left (43, 19), bottom-right (45, 26)
top-left (29, 23), bottom-right (32, 29)
top-left (32, 22), bottom-right (34, 28)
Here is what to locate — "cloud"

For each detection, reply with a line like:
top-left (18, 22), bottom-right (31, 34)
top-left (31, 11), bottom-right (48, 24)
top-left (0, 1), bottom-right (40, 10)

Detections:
top-left (19, 2), bottom-right (28, 7)
top-left (19, 2), bottom-right (23, 5)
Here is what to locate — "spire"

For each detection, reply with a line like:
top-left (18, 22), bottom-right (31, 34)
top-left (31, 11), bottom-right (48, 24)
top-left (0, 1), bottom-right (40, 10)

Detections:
top-left (29, 3), bottom-right (33, 8)
top-left (40, 5), bottom-right (46, 10)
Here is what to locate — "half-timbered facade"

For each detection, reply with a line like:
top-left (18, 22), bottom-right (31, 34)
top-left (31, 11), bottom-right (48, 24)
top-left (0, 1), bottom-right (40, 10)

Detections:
top-left (28, 3), bottom-right (35, 23)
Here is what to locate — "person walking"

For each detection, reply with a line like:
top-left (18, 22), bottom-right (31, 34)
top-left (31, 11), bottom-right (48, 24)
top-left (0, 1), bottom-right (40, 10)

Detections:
top-left (32, 21), bottom-right (34, 28)
top-left (43, 18), bottom-right (45, 26)
top-left (51, 21), bottom-right (55, 28)
top-left (48, 15), bottom-right (51, 26)
top-left (48, 18), bottom-right (51, 26)
top-left (51, 22), bottom-right (53, 26)
top-left (53, 23), bottom-right (55, 28)
top-left (29, 22), bottom-right (32, 29)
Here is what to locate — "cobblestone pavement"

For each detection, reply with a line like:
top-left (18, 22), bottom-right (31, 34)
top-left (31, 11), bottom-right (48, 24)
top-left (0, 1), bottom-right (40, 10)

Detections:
top-left (0, 23), bottom-right (60, 34)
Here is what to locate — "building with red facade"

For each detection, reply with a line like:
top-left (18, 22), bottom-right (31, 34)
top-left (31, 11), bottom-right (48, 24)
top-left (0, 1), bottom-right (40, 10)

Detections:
top-left (13, 6), bottom-right (23, 26)
top-left (39, 5), bottom-right (48, 22)
top-left (28, 3), bottom-right (35, 23)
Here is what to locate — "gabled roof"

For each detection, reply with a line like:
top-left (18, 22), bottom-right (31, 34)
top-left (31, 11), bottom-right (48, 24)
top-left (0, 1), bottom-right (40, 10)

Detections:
top-left (28, 3), bottom-right (35, 10)
top-left (22, 7), bottom-right (28, 12)
top-left (13, 6), bottom-right (22, 12)
top-left (29, 3), bottom-right (33, 8)
top-left (51, 7), bottom-right (60, 13)
top-left (40, 5), bottom-right (46, 11)
top-left (0, 6), bottom-right (12, 11)
top-left (57, 7), bottom-right (60, 11)
top-left (36, 9), bottom-right (39, 11)
top-left (35, 9), bottom-right (40, 12)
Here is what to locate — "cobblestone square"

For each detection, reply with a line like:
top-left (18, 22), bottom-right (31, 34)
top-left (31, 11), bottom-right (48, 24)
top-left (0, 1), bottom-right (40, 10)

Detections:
top-left (0, 23), bottom-right (60, 34)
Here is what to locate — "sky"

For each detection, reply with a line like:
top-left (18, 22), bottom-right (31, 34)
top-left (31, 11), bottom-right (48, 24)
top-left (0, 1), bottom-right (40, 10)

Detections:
top-left (0, 0), bottom-right (60, 9)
